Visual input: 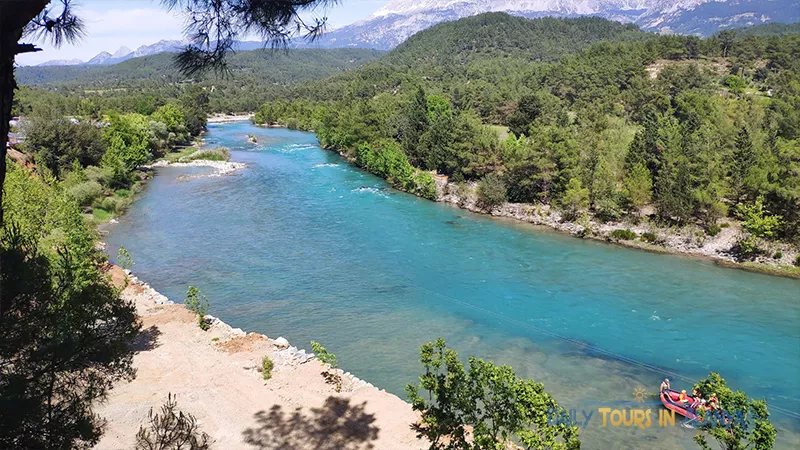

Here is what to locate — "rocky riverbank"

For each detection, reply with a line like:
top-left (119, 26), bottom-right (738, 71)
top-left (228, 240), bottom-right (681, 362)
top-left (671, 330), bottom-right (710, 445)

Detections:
top-left (433, 178), bottom-right (800, 279)
top-left (96, 266), bottom-right (422, 449)
top-left (149, 159), bottom-right (246, 177)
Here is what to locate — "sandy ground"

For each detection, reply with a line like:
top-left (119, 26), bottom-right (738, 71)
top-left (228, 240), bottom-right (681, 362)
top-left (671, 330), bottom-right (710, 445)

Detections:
top-left (207, 113), bottom-right (254, 123)
top-left (96, 267), bottom-right (423, 449)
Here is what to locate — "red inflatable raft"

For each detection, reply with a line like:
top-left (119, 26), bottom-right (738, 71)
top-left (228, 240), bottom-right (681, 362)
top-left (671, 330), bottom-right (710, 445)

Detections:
top-left (660, 389), bottom-right (706, 421)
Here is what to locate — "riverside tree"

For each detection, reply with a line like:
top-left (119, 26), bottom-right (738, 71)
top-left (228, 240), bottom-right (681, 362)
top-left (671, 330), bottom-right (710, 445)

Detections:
top-left (406, 338), bottom-right (580, 450)
top-left (0, 164), bottom-right (141, 448)
top-left (692, 372), bottom-right (776, 450)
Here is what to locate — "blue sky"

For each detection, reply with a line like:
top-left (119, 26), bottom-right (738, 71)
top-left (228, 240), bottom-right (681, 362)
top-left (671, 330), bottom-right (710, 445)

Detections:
top-left (18, 0), bottom-right (390, 65)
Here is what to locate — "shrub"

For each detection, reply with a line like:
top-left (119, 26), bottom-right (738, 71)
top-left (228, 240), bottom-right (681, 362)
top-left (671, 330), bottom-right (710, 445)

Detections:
top-left (286, 118), bottom-right (299, 130)
top-left (92, 208), bottom-right (113, 222)
top-left (310, 341), bottom-right (341, 392)
top-left (610, 229), bottom-right (637, 241)
top-left (180, 147), bottom-right (230, 162)
top-left (641, 232), bottom-right (658, 243)
top-left (476, 172), bottom-right (507, 211)
top-left (67, 181), bottom-right (103, 207)
top-left (184, 286), bottom-right (210, 330)
top-left (134, 394), bottom-right (209, 450)
top-left (100, 196), bottom-right (127, 214)
top-left (261, 356), bottom-right (274, 380)
top-left (736, 235), bottom-right (760, 259)
top-left (411, 172), bottom-right (437, 200)
top-left (85, 164), bottom-right (113, 185)
top-left (736, 197), bottom-right (783, 240)
top-left (707, 223), bottom-right (722, 236)
top-left (115, 189), bottom-right (131, 198)
top-left (773, 251), bottom-right (783, 260)
top-left (117, 246), bottom-right (134, 271)
top-left (795, 255), bottom-right (800, 267)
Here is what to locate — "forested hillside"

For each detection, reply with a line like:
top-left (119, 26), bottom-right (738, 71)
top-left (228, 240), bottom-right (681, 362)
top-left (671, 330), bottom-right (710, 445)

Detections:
top-left (14, 48), bottom-right (384, 113)
top-left (250, 14), bottom-right (800, 259)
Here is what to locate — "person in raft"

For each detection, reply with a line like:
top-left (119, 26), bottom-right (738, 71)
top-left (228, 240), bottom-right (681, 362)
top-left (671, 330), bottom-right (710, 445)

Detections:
top-left (708, 393), bottom-right (720, 410)
top-left (660, 378), bottom-right (670, 391)
top-left (691, 389), bottom-right (706, 410)
top-left (679, 390), bottom-right (690, 408)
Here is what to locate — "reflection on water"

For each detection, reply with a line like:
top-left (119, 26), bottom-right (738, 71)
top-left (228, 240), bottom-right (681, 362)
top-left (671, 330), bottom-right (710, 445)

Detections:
top-left (106, 122), bottom-right (800, 449)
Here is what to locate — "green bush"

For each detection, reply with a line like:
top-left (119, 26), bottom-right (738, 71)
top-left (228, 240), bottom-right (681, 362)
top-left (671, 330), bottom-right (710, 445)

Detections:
top-left (100, 196), bottom-right (127, 214)
top-left (773, 251), bottom-right (783, 260)
top-left (707, 223), bottom-right (722, 236)
top-left (180, 147), bottom-right (230, 162)
top-left (641, 232), bottom-right (658, 243)
top-left (476, 173), bottom-right (507, 211)
top-left (795, 255), bottom-right (800, 267)
top-left (117, 246), bottom-right (134, 271)
top-left (310, 341), bottom-right (341, 392)
top-left (115, 189), bottom-right (131, 198)
top-left (411, 172), bottom-right (437, 200)
top-left (67, 181), bottom-right (103, 207)
top-left (610, 229), bottom-right (637, 240)
top-left (85, 165), bottom-right (113, 185)
top-left (736, 235), bottom-right (760, 258)
top-left (261, 356), bottom-right (274, 380)
top-left (92, 208), bottom-right (112, 222)
top-left (185, 286), bottom-right (210, 330)
top-left (286, 118), bottom-right (299, 130)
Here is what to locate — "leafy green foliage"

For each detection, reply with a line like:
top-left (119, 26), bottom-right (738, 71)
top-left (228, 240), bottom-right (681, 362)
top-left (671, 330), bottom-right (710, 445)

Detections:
top-left (310, 341), bottom-right (341, 392)
top-left (184, 286), bottom-right (210, 331)
top-left (1, 162), bottom-right (141, 449)
top-left (103, 113), bottom-right (153, 170)
top-left (559, 178), bottom-right (590, 221)
top-left (134, 394), bottom-right (210, 450)
top-left (180, 147), bottom-right (231, 162)
top-left (261, 356), bottom-right (274, 381)
top-left (405, 338), bottom-right (580, 450)
top-left (20, 109), bottom-right (107, 176)
top-left (117, 245), bottom-right (134, 271)
top-left (735, 197), bottom-right (783, 240)
top-left (610, 229), bottom-right (637, 240)
top-left (477, 172), bottom-right (507, 211)
top-left (693, 372), bottom-right (776, 450)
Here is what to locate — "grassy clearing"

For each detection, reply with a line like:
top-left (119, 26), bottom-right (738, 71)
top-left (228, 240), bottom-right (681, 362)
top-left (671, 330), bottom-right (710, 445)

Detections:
top-left (161, 146), bottom-right (200, 163)
top-left (180, 147), bottom-right (230, 162)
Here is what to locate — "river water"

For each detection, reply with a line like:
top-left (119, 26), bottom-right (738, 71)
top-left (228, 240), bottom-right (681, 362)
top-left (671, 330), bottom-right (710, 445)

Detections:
top-left (106, 122), bottom-right (800, 449)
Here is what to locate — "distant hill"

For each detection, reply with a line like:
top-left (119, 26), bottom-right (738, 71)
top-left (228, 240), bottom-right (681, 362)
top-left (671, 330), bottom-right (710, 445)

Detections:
top-left (17, 48), bottom-right (385, 87)
top-left (16, 48), bottom-right (386, 112)
top-left (294, 13), bottom-right (652, 105)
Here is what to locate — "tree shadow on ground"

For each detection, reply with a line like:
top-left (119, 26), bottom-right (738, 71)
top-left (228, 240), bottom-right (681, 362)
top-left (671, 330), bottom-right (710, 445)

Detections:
top-left (243, 396), bottom-right (379, 450)
top-left (131, 325), bottom-right (161, 352)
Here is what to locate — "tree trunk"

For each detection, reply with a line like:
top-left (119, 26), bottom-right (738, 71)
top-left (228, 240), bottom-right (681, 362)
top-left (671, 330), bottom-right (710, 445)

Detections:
top-left (0, 0), bottom-right (51, 227)
top-left (0, 39), bottom-right (14, 227)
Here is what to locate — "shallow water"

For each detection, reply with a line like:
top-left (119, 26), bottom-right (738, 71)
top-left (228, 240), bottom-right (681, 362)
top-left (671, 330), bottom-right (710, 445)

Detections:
top-left (106, 122), bottom-right (800, 449)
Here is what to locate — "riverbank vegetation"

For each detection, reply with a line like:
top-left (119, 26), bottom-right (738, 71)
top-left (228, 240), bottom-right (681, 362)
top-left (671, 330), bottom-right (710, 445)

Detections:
top-left (247, 15), bottom-right (799, 268)
top-left (12, 87), bottom-right (210, 224)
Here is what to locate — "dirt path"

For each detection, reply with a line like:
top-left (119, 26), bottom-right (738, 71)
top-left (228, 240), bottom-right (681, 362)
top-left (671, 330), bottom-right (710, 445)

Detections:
top-left (96, 267), bottom-right (423, 449)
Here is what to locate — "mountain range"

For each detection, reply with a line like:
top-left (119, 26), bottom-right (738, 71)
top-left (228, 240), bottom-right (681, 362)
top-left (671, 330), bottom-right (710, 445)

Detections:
top-left (35, 0), bottom-right (799, 65)
top-left (37, 40), bottom-right (186, 67)
top-left (311, 0), bottom-right (800, 50)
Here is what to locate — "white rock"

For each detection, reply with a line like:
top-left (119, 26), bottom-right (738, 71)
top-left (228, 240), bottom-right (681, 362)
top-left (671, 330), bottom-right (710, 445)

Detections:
top-left (274, 337), bottom-right (290, 348)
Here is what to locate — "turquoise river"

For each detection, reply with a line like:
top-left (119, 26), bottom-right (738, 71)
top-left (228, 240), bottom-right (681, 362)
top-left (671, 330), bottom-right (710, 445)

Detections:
top-left (106, 121), bottom-right (800, 449)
